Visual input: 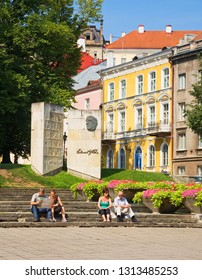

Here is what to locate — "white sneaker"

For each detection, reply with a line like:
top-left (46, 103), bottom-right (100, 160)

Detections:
top-left (62, 218), bottom-right (67, 223)
top-left (53, 218), bottom-right (57, 222)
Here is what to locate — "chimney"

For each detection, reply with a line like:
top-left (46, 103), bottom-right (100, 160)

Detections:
top-left (166, 25), bottom-right (172, 33)
top-left (121, 32), bottom-right (126, 37)
top-left (138, 24), bottom-right (144, 33)
top-left (110, 33), bottom-right (113, 44)
top-left (107, 51), bottom-right (114, 68)
top-left (100, 16), bottom-right (104, 44)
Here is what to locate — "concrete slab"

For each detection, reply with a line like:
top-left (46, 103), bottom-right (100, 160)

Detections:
top-left (0, 227), bottom-right (202, 260)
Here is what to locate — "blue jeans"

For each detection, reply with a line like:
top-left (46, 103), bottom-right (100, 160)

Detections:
top-left (31, 206), bottom-right (52, 220)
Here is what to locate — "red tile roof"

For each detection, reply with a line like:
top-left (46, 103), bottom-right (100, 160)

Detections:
top-left (78, 52), bottom-right (103, 73)
top-left (106, 30), bottom-right (202, 49)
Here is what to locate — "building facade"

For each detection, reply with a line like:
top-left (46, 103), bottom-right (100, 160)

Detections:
top-left (171, 37), bottom-right (202, 181)
top-left (100, 49), bottom-right (173, 173)
top-left (78, 20), bottom-right (109, 61)
top-left (106, 25), bottom-right (202, 67)
top-left (73, 79), bottom-right (102, 110)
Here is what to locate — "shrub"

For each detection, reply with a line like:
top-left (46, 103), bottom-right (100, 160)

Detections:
top-left (70, 180), bottom-right (104, 200)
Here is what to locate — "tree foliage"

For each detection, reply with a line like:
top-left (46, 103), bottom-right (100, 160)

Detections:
top-left (0, 0), bottom-right (103, 163)
top-left (186, 54), bottom-right (202, 137)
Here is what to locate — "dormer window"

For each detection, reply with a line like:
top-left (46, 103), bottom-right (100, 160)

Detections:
top-left (86, 33), bottom-right (90, 40)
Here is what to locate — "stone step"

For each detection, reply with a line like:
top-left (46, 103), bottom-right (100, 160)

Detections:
top-left (0, 201), bottom-right (150, 213)
top-left (0, 188), bottom-right (84, 200)
top-left (0, 220), bottom-right (202, 228)
top-left (0, 187), bottom-right (200, 228)
top-left (0, 194), bottom-right (83, 201)
top-left (0, 211), bottom-right (199, 223)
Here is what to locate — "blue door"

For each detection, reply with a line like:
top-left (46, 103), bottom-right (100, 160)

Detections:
top-left (134, 147), bottom-right (142, 170)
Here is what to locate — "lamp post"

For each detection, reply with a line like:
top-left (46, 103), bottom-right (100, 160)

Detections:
top-left (63, 132), bottom-right (67, 170)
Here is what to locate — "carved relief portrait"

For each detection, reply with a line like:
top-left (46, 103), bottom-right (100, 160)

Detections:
top-left (86, 115), bottom-right (98, 132)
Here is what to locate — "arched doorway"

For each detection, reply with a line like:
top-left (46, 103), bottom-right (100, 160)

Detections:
top-left (134, 146), bottom-right (142, 170)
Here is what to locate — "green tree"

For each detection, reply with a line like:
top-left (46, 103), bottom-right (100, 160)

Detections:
top-left (0, 0), bottom-right (103, 163)
top-left (186, 54), bottom-right (202, 137)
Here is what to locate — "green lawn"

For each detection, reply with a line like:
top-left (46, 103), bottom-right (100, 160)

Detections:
top-left (101, 168), bottom-right (172, 182)
top-left (0, 164), bottom-right (86, 189)
top-left (0, 164), bottom-right (172, 189)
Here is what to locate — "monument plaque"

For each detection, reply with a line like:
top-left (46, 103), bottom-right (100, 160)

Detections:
top-left (67, 109), bottom-right (101, 180)
top-left (31, 102), bottom-right (64, 175)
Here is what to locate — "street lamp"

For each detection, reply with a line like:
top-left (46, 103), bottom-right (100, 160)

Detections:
top-left (63, 132), bottom-right (67, 170)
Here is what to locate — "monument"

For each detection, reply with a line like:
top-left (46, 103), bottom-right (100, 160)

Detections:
top-left (67, 109), bottom-right (101, 180)
top-left (31, 102), bottom-right (64, 175)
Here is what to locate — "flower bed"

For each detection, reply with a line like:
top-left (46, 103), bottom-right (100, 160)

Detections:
top-left (182, 189), bottom-right (202, 213)
top-left (70, 180), bottom-right (202, 204)
top-left (133, 184), bottom-right (202, 214)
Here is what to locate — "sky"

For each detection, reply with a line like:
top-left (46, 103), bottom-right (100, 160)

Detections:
top-left (101, 0), bottom-right (202, 41)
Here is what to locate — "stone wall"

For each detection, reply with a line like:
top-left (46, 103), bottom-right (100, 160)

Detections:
top-left (31, 102), bottom-right (64, 175)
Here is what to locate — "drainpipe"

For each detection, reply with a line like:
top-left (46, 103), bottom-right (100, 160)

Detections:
top-left (169, 54), bottom-right (174, 177)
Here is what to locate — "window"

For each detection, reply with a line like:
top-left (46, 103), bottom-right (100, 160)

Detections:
top-left (108, 83), bottom-right (114, 101)
top-left (199, 136), bottom-right (202, 148)
top-left (198, 166), bottom-right (202, 175)
top-left (178, 166), bottom-right (185, 175)
top-left (119, 148), bottom-right (126, 169)
top-left (136, 108), bottom-right (143, 129)
top-left (86, 33), bottom-right (90, 40)
top-left (119, 110), bottom-right (126, 132)
top-left (107, 149), bottom-right (114, 169)
top-left (120, 79), bottom-right (126, 98)
top-left (149, 71), bottom-right (156, 92)
top-left (149, 145), bottom-right (155, 167)
top-left (162, 68), bottom-right (170, 89)
top-left (162, 103), bottom-right (169, 125)
top-left (162, 143), bottom-right (168, 166)
top-left (178, 132), bottom-right (186, 150)
top-left (178, 103), bottom-right (185, 121)
top-left (107, 113), bottom-right (114, 133)
top-left (179, 74), bottom-right (186, 90)
top-left (113, 58), bottom-right (116, 66)
top-left (84, 98), bottom-right (90, 110)
top-left (148, 106), bottom-right (155, 127)
top-left (136, 75), bottom-right (143, 95)
top-left (121, 58), bottom-right (126, 64)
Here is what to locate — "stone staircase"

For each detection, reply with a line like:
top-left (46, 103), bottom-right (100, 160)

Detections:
top-left (0, 187), bottom-right (202, 228)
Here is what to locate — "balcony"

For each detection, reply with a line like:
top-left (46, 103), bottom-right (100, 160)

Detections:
top-left (102, 121), bottom-right (116, 143)
top-left (102, 131), bottom-right (116, 141)
top-left (102, 128), bottom-right (147, 142)
top-left (146, 121), bottom-right (171, 136)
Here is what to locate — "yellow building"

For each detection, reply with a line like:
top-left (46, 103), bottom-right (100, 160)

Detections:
top-left (100, 49), bottom-right (173, 173)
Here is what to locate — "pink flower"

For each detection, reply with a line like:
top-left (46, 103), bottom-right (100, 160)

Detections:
top-left (142, 189), bottom-right (159, 198)
top-left (107, 180), bottom-right (135, 189)
top-left (182, 189), bottom-right (202, 197)
top-left (77, 180), bottom-right (104, 190)
top-left (77, 182), bottom-right (87, 190)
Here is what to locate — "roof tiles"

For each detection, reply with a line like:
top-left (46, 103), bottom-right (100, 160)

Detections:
top-left (106, 30), bottom-right (202, 49)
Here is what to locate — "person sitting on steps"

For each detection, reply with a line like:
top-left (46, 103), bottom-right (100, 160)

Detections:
top-left (30, 188), bottom-right (52, 222)
top-left (49, 189), bottom-right (67, 222)
top-left (98, 187), bottom-right (112, 222)
top-left (114, 190), bottom-right (138, 223)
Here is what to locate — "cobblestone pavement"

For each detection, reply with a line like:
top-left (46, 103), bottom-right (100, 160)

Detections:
top-left (0, 227), bottom-right (202, 260)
